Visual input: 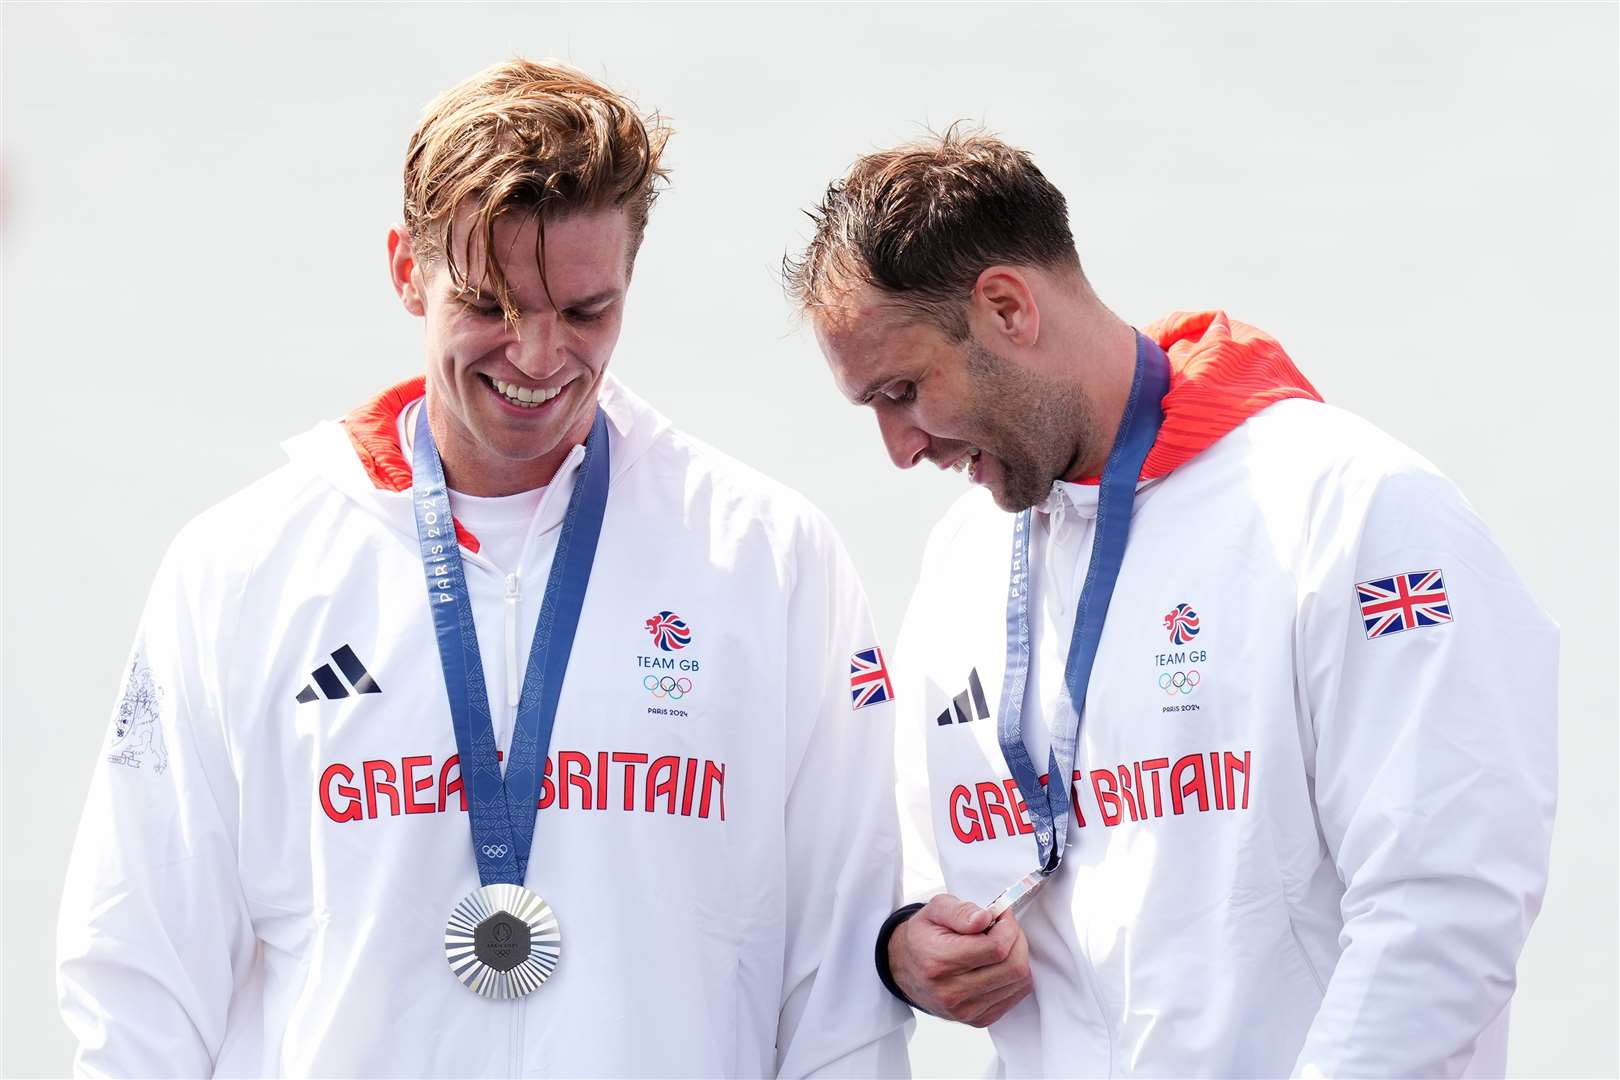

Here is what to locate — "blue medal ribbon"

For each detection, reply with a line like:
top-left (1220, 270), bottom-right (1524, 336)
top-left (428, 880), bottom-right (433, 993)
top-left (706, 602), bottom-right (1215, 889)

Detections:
top-left (996, 333), bottom-right (1170, 874)
top-left (411, 403), bottom-right (610, 886)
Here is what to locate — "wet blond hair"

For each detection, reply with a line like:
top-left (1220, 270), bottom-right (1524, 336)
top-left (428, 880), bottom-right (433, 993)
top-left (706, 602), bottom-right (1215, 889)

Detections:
top-left (403, 58), bottom-right (672, 319)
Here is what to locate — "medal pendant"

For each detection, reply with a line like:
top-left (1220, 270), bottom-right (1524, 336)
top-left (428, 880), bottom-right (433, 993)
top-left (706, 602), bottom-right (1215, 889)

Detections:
top-left (444, 883), bottom-right (561, 998)
top-left (986, 868), bottom-right (1048, 922)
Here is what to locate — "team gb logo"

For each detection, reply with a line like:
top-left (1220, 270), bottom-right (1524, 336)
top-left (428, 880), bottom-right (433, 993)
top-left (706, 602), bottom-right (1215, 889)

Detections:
top-left (1163, 603), bottom-right (1201, 645)
top-left (645, 611), bottom-right (692, 652)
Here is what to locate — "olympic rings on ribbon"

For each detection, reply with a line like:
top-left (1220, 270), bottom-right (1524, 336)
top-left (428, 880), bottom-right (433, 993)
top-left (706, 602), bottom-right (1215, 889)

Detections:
top-left (1157, 669), bottom-right (1201, 696)
top-left (642, 674), bottom-right (695, 700)
top-left (480, 844), bottom-right (510, 859)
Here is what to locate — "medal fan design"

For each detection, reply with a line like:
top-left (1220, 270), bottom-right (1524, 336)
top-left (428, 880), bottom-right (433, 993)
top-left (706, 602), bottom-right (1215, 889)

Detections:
top-left (445, 884), bottom-right (562, 998)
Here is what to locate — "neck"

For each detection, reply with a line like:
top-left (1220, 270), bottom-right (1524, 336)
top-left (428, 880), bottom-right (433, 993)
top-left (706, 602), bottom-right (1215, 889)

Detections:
top-left (423, 395), bottom-right (590, 497)
top-left (1060, 313), bottom-right (1139, 482)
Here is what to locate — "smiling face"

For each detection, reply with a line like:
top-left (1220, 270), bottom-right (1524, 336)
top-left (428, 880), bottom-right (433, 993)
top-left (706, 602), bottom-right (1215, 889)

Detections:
top-left (390, 206), bottom-right (632, 495)
top-left (814, 292), bottom-right (1102, 513)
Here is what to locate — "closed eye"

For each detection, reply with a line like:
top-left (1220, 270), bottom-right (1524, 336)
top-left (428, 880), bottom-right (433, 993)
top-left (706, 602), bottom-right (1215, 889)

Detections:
top-left (458, 298), bottom-right (502, 318)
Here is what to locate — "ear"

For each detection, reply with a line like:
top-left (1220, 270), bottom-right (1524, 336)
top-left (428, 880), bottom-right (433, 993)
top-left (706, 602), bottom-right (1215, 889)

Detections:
top-left (388, 225), bottom-right (427, 317)
top-left (973, 266), bottom-right (1040, 348)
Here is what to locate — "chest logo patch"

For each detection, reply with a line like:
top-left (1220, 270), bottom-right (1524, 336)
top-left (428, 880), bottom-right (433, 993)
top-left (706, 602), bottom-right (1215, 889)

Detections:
top-left (1155, 604), bottom-right (1208, 714)
top-left (644, 610), bottom-right (692, 651)
top-left (936, 667), bottom-right (990, 726)
top-left (637, 612), bottom-right (699, 716)
top-left (295, 644), bottom-right (382, 704)
top-left (1163, 603), bottom-right (1201, 644)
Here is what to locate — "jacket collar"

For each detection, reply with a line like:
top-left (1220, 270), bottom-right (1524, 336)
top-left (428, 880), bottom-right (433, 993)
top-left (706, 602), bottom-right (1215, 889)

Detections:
top-left (282, 373), bottom-right (669, 553)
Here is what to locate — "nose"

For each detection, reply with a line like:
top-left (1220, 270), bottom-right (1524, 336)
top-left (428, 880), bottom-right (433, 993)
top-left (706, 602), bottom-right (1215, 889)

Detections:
top-left (505, 313), bottom-right (568, 381)
top-left (874, 406), bottom-right (929, 470)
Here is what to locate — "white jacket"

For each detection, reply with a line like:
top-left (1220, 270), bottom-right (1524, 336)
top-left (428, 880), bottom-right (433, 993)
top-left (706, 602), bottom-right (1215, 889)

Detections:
top-left (59, 375), bottom-right (912, 1078)
top-left (893, 314), bottom-right (1557, 1078)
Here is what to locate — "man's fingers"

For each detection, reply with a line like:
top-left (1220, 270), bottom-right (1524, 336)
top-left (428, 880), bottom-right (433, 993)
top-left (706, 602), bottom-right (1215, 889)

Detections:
top-left (921, 919), bottom-right (1032, 1023)
top-left (891, 895), bottom-right (1035, 1023)
top-left (920, 894), bottom-right (993, 936)
top-left (942, 921), bottom-right (1029, 1001)
top-left (915, 923), bottom-right (1012, 975)
top-left (964, 977), bottom-right (1033, 1028)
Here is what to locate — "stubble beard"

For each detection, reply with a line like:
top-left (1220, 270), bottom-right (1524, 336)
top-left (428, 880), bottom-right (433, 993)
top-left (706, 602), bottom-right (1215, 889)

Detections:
top-left (963, 341), bottom-right (1104, 513)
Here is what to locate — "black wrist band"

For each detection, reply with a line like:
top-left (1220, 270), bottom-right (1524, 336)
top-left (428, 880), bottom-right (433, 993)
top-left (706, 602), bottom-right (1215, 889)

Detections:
top-left (874, 902), bottom-right (927, 1011)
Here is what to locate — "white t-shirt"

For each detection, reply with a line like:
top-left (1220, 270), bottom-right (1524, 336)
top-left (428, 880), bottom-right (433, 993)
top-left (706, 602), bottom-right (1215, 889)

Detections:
top-left (447, 487), bottom-right (545, 573)
top-left (397, 397), bottom-right (548, 572)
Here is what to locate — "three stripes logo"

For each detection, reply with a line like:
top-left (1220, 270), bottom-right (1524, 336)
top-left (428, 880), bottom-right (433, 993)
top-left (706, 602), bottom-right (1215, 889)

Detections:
top-left (294, 645), bottom-right (382, 703)
top-left (937, 668), bottom-right (990, 726)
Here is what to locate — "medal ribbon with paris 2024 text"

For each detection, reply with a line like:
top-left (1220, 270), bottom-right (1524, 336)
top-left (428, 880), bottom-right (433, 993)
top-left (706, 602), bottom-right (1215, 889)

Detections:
top-left (411, 403), bottom-right (610, 888)
top-left (995, 332), bottom-right (1170, 880)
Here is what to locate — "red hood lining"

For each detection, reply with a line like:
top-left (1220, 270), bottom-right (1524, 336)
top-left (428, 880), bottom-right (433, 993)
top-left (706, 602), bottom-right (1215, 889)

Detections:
top-left (341, 375), bottom-right (481, 553)
top-left (341, 312), bottom-right (1317, 541)
top-left (1079, 310), bottom-right (1322, 483)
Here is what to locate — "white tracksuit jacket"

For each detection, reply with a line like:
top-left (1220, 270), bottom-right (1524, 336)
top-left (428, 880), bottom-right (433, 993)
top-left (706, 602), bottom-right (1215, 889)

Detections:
top-left (59, 375), bottom-right (912, 1078)
top-left (893, 314), bottom-right (1557, 1078)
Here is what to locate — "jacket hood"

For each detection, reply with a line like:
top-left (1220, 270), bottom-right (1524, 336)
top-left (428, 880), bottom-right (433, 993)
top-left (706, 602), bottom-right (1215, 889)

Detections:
top-left (1129, 310), bottom-right (1322, 481)
top-left (281, 373), bottom-right (671, 552)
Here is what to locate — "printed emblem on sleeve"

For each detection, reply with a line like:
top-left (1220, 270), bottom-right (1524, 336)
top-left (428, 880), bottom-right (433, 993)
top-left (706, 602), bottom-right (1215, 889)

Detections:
top-left (1356, 569), bottom-right (1453, 639)
top-left (849, 647), bottom-right (894, 710)
top-left (107, 648), bottom-right (168, 773)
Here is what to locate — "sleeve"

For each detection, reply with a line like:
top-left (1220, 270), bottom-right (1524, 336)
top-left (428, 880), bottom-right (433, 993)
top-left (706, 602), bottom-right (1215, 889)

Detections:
top-left (1291, 468), bottom-right (1558, 1078)
top-left (866, 514), bottom-right (965, 1008)
top-left (57, 537), bottom-right (257, 1078)
top-left (891, 547), bottom-right (949, 908)
top-left (772, 516), bottom-right (913, 1079)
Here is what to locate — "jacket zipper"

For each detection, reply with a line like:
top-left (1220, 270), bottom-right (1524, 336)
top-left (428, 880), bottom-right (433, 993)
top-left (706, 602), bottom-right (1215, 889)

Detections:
top-left (504, 573), bottom-right (521, 713)
top-left (510, 997), bottom-right (524, 1075)
top-left (1051, 505), bottom-right (1116, 1072)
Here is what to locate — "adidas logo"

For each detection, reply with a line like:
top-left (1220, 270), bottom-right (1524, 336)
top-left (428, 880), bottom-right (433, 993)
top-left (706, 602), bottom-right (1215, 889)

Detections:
top-left (937, 667), bottom-right (990, 726)
top-left (295, 645), bottom-right (382, 703)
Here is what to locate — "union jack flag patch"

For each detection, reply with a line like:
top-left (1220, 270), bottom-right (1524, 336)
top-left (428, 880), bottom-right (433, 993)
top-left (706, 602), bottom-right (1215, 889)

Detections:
top-left (1356, 569), bottom-right (1454, 640)
top-left (849, 647), bottom-right (894, 710)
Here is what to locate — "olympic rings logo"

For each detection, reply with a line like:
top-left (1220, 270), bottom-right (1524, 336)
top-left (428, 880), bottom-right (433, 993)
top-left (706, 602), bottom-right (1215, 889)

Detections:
top-left (480, 844), bottom-right (510, 859)
top-left (643, 675), bottom-right (694, 700)
top-left (1157, 669), bottom-right (1200, 696)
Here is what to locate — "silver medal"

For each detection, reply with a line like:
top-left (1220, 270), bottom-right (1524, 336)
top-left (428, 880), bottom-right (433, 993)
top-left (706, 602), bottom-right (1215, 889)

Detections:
top-left (444, 883), bottom-right (561, 998)
top-left (986, 868), bottom-right (1049, 922)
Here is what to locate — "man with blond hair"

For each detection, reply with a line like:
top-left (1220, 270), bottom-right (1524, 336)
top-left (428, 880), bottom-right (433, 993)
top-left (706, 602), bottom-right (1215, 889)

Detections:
top-left (787, 130), bottom-right (1557, 1076)
top-left (58, 59), bottom-right (909, 1077)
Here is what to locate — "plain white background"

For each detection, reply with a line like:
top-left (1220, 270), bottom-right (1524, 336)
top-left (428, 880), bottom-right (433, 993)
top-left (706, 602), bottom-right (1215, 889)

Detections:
top-left (3, 3), bottom-right (1615, 1076)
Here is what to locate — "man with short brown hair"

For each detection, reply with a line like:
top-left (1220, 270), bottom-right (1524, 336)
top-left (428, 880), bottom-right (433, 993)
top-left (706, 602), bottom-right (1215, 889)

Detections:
top-left (789, 129), bottom-right (1557, 1077)
top-left (57, 59), bottom-right (910, 1077)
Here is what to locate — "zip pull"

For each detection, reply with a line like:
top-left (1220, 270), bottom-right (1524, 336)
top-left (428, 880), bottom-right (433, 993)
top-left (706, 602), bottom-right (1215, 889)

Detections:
top-left (505, 573), bottom-right (521, 709)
